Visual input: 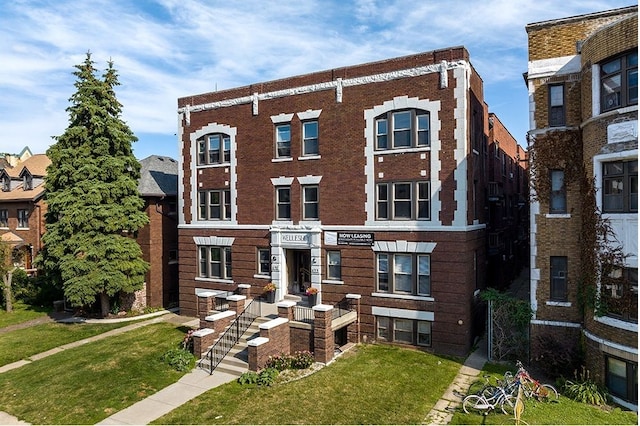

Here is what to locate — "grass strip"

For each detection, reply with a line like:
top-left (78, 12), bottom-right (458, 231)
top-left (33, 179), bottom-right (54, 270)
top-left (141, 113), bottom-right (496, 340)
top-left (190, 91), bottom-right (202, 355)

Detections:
top-left (0, 322), bottom-right (188, 425)
top-left (0, 302), bottom-right (50, 329)
top-left (154, 344), bottom-right (462, 425)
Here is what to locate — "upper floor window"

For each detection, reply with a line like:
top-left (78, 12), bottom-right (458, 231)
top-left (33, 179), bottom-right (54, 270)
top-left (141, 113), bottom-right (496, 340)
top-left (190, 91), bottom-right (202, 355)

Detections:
top-left (549, 84), bottom-right (565, 127)
top-left (17, 209), bottom-right (29, 228)
top-left (0, 209), bottom-right (7, 227)
top-left (377, 253), bottom-right (430, 296)
top-left (276, 124), bottom-right (291, 158)
top-left (375, 109), bottom-right (429, 150)
top-left (276, 186), bottom-right (291, 220)
top-left (302, 121), bottom-right (319, 156)
top-left (602, 266), bottom-right (637, 323)
top-left (1, 175), bottom-right (9, 192)
top-left (327, 250), bottom-right (341, 280)
top-left (601, 51), bottom-right (638, 112)
top-left (550, 256), bottom-right (568, 302)
top-left (603, 160), bottom-right (637, 213)
top-left (302, 185), bottom-right (319, 220)
top-left (377, 181), bottom-right (430, 220)
top-left (550, 170), bottom-right (566, 214)
top-left (197, 133), bottom-right (230, 165)
top-left (198, 190), bottom-right (231, 220)
top-left (198, 245), bottom-right (232, 279)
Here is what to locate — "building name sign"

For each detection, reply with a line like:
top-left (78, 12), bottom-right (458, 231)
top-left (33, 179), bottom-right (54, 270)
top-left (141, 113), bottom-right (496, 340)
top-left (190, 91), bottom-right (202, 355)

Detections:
top-left (337, 232), bottom-right (374, 246)
top-left (282, 233), bottom-right (309, 244)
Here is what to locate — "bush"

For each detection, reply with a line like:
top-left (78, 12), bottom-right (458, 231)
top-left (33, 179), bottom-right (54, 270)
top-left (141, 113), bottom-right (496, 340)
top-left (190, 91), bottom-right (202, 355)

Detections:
top-left (266, 351), bottom-right (315, 371)
top-left (238, 371), bottom-right (259, 385)
top-left (531, 333), bottom-right (582, 379)
top-left (290, 351), bottom-right (314, 369)
top-left (563, 366), bottom-right (609, 406)
top-left (238, 368), bottom-right (279, 386)
top-left (161, 347), bottom-right (195, 372)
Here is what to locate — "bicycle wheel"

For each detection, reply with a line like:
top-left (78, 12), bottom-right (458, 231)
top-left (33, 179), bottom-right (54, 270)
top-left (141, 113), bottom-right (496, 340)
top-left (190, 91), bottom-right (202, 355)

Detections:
top-left (463, 395), bottom-right (488, 415)
top-left (537, 384), bottom-right (559, 402)
top-left (500, 395), bottom-right (521, 415)
top-left (481, 385), bottom-right (498, 399)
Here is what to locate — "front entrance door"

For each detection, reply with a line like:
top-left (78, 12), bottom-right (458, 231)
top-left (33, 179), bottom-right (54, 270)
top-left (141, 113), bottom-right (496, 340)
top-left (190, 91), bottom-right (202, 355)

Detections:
top-left (288, 250), bottom-right (311, 294)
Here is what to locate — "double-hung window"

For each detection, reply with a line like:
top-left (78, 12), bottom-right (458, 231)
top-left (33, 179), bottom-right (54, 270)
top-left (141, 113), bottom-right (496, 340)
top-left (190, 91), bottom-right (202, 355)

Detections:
top-left (376, 181), bottom-right (430, 220)
top-left (375, 109), bottom-right (429, 150)
top-left (17, 209), bottom-right (29, 228)
top-left (302, 185), bottom-right (319, 220)
top-left (257, 248), bottom-right (270, 276)
top-left (602, 266), bottom-right (638, 323)
top-left (0, 210), bottom-right (7, 227)
top-left (276, 124), bottom-right (291, 158)
top-left (198, 190), bottom-right (231, 220)
top-left (603, 160), bottom-right (638, 213)
top-left (549, 170), bottom-right (566, 214)
top-left (550, 256), bottom-right (568, 301)
top-left (327, 250), bottom-right (341, 280)
top-left (601, 50), bottom-right (638, 112)
top-left (548, 84), bottom-right (565, 127)
top-left (197, 133), bottom-right (230, 165)
top-left (376, 317), bottom-right (432, 347)
top-left (302, 121), bottom-right (319, 156)
top-left (276, 187), bottom-right (291, 220)
top-left (606, 356), bottom-right (638, 404)
top-left (376, 253), bottom-right (431, 296)
top-left (198, 246), bottom-right (232, 279)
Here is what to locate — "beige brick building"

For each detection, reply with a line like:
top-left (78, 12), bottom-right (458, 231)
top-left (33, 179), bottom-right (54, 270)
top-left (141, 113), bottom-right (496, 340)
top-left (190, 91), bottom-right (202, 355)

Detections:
top-left (526, 6), bottom-right (637, 409)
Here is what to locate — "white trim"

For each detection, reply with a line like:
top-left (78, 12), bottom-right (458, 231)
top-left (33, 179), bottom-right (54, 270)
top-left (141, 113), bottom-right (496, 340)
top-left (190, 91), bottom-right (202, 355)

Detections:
top-left (530, 319), bottom-right (582, 328)
top-left (270, 177), bottom-right (295, 186)
top-left (545, 301), bottom-right (572, 307)
top-left (372, 240), bottom-right (437, 253)
top-left (544, 213), bottom-right (571, 219)
top-left (372, 306), bottom-right (434, 321)
top-left (452, 66), bottom-right (470, 227)
top-left (583, 329), bottom-right (638, 355)
top-left (270, 113), bottom-right (294, 123)
top-left (372, 292), bottom-right (434, 302)
top-left (322, 279), bottom-right (344, 285)
top-left (298, 155), bottom-right (321, 161)
top-left (194, 277), bottom-right (234, 284)
top-left (193, 236), bottom-right (235, 246)
top-left (594, 315), bottom-right (638, 333)
top-left (528, 55), bottom-right (581, 79)
top-left (296, 109), bottom-right (322, 120)
top-left (297, 175), bottom-right (322, 185)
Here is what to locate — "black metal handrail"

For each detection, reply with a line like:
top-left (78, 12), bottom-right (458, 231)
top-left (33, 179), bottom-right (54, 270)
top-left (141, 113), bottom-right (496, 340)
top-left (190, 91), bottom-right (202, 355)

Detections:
top-left (198, 299), bottom-right (261, 374)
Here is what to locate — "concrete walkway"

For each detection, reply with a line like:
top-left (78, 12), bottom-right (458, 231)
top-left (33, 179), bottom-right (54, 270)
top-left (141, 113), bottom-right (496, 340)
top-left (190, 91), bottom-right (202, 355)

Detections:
top-left (423, 336), bottom-right (488, 425)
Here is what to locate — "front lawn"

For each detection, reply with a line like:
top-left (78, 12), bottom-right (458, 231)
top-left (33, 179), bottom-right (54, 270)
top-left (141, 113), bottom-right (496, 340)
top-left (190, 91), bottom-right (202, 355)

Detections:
top-left (0, 320), bottom-right (145, 366)
top-left (0, 322), bottom-right (189, 424)
top-left (0, 302), bottom-right (50, 329)
top-left (154, 344), bottom-right (463, 425)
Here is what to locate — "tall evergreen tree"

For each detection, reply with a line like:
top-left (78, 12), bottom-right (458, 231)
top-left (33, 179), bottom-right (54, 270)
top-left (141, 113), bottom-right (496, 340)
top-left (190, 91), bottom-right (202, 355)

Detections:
top-left (39, 52), bottom-right (149, 317)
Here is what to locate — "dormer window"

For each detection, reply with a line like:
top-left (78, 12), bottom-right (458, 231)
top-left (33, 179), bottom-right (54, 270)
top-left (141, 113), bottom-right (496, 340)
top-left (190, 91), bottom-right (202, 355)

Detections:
top-left (23, 172), bottom-right (33, 191)
top-left (1, 175), bottom-right (9, 192)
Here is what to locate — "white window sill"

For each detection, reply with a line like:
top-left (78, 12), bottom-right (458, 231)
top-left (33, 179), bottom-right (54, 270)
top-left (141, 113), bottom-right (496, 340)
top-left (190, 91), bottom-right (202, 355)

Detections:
top-left (322, 279), bottom-right (344, 285)
top-left (546, 301), bottom-right (571, 307)
top-left (298, 155), bottom-right (321, 161)
top-left (253, 274), bottom-right (271, 280)
top-left (374, 146), bottom-right (430, 155)
top-left (595, 315), bottom-right (638, 332)
top-left (0, 226), bottom-right (8, 230)
top-left (16, 227), bottom-right (29, 231)
top-left (195, 277), bottom-right (234, 284)
top-left (372, 292), bottom-right (434, 302)
top-left (272, 157), bottom-right (293, 163)
top-left (196, 162), bottom-right (231, 169)
top-left (545, 213), bottom-right (571, 218)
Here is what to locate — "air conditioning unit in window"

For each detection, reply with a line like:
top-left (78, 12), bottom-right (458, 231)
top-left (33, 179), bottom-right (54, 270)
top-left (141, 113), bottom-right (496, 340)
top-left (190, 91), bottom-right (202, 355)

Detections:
top-left (604, 93), bottom-right (619, 109)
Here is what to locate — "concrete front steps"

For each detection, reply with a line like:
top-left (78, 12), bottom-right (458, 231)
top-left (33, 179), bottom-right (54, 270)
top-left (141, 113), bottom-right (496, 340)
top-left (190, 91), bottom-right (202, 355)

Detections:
top-left (197, 315), bottom-right (271, 376)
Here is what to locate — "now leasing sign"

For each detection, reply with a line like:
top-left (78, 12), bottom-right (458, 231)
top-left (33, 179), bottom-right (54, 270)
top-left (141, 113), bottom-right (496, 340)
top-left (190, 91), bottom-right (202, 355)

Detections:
top-left (337, 232), bottom-right (374, 246)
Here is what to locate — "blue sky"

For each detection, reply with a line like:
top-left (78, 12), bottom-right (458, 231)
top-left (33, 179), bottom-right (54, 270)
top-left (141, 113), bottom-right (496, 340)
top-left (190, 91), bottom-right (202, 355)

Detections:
top-left (0, 0), bottom-right (633, 160)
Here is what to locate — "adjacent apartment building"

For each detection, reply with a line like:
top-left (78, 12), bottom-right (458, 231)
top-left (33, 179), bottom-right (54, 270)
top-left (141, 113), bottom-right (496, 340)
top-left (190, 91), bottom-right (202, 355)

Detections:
top-left (526, 6), bottom-right (637, 409)
top-left (177, 47), bottom-right (523, 357)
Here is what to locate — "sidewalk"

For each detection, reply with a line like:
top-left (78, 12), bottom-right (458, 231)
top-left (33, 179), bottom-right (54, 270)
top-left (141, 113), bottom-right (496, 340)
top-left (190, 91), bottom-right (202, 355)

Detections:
top-left (423, 336), bottom-right (488, 425)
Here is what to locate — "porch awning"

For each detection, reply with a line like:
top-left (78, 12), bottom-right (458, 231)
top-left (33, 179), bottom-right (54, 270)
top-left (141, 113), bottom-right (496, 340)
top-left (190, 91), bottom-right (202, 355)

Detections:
top-left (1, 232), bottom-right (26, 248)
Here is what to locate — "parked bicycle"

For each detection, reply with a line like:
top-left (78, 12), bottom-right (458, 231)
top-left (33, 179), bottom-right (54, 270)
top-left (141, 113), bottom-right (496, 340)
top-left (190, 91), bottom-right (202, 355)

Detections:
top-left (463, 383), bottom-right (519, 415)
top-left (514, 360), bottom-right (559, 402)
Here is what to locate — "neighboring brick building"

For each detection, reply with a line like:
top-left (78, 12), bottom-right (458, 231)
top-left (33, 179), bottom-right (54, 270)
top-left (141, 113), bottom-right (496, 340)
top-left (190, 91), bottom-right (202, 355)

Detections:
top-left (137, 155), bottom-right (179, 308)
top-left (0, 150), bottom-right (50, 272)
top-left (526, 6), bottom-right (637, 409)
top-left (177, 47), bottom-right (525, 357)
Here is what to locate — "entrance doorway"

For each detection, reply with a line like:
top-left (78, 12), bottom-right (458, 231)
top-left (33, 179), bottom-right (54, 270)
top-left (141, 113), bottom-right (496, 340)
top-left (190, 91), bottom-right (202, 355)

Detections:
top-left (287, 249), bottom-right (311, 294)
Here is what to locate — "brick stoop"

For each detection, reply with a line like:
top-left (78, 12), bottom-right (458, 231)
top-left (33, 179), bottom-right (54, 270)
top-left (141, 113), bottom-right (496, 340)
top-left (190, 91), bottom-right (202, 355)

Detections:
top-left (198, 316), bottom-right (271, 376)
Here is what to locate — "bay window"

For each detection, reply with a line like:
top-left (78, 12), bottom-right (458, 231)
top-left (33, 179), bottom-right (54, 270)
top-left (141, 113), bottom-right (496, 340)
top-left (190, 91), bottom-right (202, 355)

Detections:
top-left (601, 50), bottom-right (637, 111)
top-left (602, 160), bottom-right (637, 213)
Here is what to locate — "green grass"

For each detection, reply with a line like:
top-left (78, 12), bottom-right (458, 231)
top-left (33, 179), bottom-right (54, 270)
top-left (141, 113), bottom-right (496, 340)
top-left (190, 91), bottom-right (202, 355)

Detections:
top-left (0, 302), bottom-right (50, 328)
top-left (154, 344), bottom-right (463, 425)
top-left (450, 364), bottom-right (638, 425)
top-left (0, 322), bottom-right (190, 425)
top-left (0, 320), bottom-right (145, 366)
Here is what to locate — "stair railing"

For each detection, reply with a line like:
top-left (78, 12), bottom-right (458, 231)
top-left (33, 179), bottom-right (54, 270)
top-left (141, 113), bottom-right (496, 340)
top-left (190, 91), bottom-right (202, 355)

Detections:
top-left (198, 298), bottom-right (262, 374)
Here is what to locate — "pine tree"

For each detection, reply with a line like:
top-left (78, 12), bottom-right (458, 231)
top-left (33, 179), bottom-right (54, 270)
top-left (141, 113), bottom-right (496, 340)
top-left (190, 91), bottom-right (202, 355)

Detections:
top-left (39, 52), bottom-right (149, 317)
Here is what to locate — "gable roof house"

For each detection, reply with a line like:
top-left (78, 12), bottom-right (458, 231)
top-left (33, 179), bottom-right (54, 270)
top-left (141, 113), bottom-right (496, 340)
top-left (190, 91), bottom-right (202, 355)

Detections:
top-left (525, 6), bottom-right (637, 409)
top-left (176, 46), bottom-right (526, 369)
top-left (0, 152), bottom-right (50, 272)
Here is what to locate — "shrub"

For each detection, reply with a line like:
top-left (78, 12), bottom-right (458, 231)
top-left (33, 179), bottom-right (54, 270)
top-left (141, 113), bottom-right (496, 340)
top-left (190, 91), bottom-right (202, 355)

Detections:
top-left (563, 366), bottom-right (609, 406)
top-left (238, 371), bottom-right (259, 385)
top-left (290, 351), bottom-right (314, 369)
top-left (257, 368), bottom-right (279, 386)
top-left (266, 351), bottom-right (315, 371)
top-left (531, 333), bottom-right (582, 379)
top-left (161, 347), bottom-right (195, 372)
top-left (265, 353), bottom-right (292, 371)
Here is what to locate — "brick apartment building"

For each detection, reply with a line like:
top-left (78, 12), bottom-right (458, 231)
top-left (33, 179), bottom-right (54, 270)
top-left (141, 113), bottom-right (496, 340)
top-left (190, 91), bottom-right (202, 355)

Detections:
top-left (526, 6), bottom-right (637, 409)
top-left (177, 47), bottom-right (524, 357)
top-left (0, 150), bottom-right (50, 272)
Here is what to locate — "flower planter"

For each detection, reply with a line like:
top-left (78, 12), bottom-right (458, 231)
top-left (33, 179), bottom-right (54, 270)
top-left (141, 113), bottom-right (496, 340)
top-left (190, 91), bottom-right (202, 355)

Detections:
top-left (308, 293), bottom-right (317, 306)
top-left (266, 291), bottom-right (275, 303)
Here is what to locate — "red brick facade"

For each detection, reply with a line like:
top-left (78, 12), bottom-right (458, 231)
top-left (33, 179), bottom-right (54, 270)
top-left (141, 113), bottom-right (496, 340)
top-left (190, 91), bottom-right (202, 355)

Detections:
top-left (177, 47), bottom-right (523, 358)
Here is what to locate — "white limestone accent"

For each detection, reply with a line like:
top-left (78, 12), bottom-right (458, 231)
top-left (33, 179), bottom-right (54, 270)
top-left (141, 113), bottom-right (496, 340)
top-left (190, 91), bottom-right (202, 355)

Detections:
top-left (372, 240), bottom-right (437, 253)
top-left (312, 304), bottom-right (333, 312)
top-left (372, 306), bottom-right (434, 321)
top-left (346, 293), bottom-right (361, 300)
top-left (608, 121), bottom-right (638, 144)
top-left (530, 319), bottom-right (581, 327)
top-left (277, 300), bottom-right (297, 308)
top-left (259, 317), bottom-right (289, 329)
top-left (527, 55), bottom-right (581, 79)
top-left (270, 113), bottom-right (294, 123)
top-left (248, 337), bottom-right (269, 347)
top-left (584, 329), bottom-right (638, 355)
top-left (193, 236), bottom-right (235, 246)
top-left (452, 65), bottom-right (470, 227)
top-left (205, 310), bottom-right (236, 322)
top-left (227, 295), bottom-right (246, 302)
top-left (192, 328), bottom-right (215, 337)
top-left (594, 315), bottom-right (638, 333)
top-left (297, 175), bottom-right (322, 185)
top-left (270, 176), bottom-right (295, 186)
top-left (297, 109), bottom-right (322, 120)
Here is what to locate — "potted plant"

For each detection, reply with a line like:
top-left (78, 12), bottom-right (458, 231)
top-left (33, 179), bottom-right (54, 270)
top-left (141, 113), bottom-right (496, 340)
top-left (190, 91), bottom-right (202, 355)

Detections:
top-left (305, 286), bottom-right (318, 306)
top-left (264, 282), bottom-right (277, 303)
